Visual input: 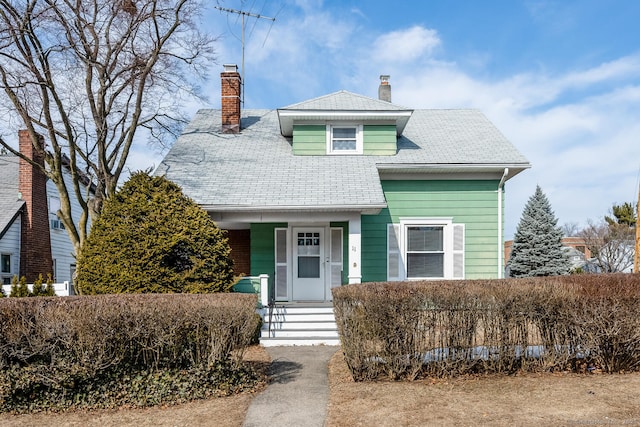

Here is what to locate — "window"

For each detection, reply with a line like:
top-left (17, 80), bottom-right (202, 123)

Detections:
top-left (1, 254), bottom-right (11, 285)
top-left (327, 124), bottom-right (363, 154)
top-left (406, 226), bottom-right (444, 278)
top-left (387, 219), bottom-right (465, 280)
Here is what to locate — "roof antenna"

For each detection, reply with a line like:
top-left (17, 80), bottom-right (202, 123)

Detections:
top-left (214, 6), bottom-right (276, 105)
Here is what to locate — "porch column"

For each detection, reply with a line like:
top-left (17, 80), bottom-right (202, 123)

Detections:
top-left (348, 214), bottom-right (362, 284)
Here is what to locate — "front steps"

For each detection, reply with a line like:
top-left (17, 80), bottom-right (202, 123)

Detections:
top-left (259, 305), bottom-right (340, 346)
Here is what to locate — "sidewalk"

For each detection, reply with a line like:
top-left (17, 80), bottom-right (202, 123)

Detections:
top-left (243, 345), bottom-right (340, 427)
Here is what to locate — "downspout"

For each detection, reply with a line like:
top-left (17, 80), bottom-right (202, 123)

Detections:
top-left (498, 168), bottom-right (509, 278)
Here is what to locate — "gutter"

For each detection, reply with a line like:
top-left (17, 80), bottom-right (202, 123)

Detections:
top-left (497, 168), bottom-right (509, 278)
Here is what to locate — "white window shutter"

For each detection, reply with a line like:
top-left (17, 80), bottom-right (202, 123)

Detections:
top-left (330, 228), bottom-right (343, 288)
top-left (274, 228), bottom-right (288, 300)
top-left (387, 224), bottom-right (403, 281)
top-left (452, 224), bottom-right (465, 279)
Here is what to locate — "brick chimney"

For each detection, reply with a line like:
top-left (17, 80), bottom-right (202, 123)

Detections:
top-left (378, 75), bottom-right (391, 102)
top-left (18, 129), bottom-right (53, 283)
top-left (221, 64), bottom-right (241, 134)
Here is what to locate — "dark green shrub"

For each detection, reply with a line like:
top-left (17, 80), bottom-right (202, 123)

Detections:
top-left (76, 172), bottom-right (234, 294)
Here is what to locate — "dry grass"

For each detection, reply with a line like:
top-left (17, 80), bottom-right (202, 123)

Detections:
top-left (326, 350), bottom-right (640, 426)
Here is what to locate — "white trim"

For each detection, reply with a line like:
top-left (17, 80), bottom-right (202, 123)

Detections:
top-left (348, 214), bottom-right (362, 283)
top-left (330, 227), bottom-right (344, 289)
top-left (326, 123), bottom-right (363, 155)
top-left (274, 228), bottom-right (289, 301)
top-left (393, 217), bottom-right (464, 280)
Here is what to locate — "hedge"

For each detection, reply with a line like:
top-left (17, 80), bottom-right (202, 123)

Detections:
top-left (0, 293), bottom-right (260, 412)
top-left (332, 274), bottom-right (640, 380)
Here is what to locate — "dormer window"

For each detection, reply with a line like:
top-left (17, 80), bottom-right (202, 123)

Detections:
top-left (327, 124), bottom-right (363, 154)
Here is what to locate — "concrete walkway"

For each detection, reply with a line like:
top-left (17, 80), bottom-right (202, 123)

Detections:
top-left (243, 346), bottom-right (340, 427)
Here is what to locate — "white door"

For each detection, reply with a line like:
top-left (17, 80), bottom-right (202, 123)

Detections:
top-left (292, 227), bottom-right (325, 301)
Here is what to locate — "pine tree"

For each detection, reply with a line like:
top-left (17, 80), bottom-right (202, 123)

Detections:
top-left (10, 275), bottom-right (30, 297)
top-left (76, 172), bottom-right (234, 294)
top-left (30, 274), bottom-right (44, 297)
top-left (508, 186), bottom-right (570, 277)
top-left (44, 273), bottom-right (56, 296)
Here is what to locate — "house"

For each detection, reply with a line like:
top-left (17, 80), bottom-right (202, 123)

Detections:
top-left (156, 64), bottom-right (530, 306)
top-left (0, 130), bottom-right (85, 294)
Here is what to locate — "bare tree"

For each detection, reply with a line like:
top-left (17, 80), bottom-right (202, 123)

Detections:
top-left (580, 219), bottom-right (635, 273)
top-left (0, 0), bottom-right (215, 256)
top-left (561, 222), bottom-right (581, 237)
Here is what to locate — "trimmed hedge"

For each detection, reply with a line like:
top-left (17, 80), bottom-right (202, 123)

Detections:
top-left (0, 293), bottom-right (260, 412)
top-left (333, 274), bottom-right (640, 381)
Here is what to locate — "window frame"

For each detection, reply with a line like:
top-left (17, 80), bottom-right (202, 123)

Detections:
top-left (1, 253), bottom-right (12, 285)
top-left (387, 218), bottom-right (465, 281)
top-left (326, 123), bottom-right (363, 155)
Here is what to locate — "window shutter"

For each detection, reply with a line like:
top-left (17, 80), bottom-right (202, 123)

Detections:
top-left (274, 228), bottom-right (288, 300)
top-left (387, 224), bottom-right (403, 281)
top-left (452, 224), bottom-right (465, 279)
top-left (330, 228), bottom-right (343, 288)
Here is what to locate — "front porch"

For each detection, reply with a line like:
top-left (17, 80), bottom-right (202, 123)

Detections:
top-left (233, 277), bottom-right (339, 346)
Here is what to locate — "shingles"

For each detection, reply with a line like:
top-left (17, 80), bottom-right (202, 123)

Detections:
top-left (158, 105), bottom-right (530, 209)
top-left (281, 90), bottom-right (410, 111)
top-left (0, 155), bottom-right (24, 235)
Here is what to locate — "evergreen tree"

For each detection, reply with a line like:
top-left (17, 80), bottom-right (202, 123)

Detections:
top-left (10, 276), bottom-right (30, 297)
top-left (44, 273), bottom-right (56, 296)
top-left (508, 186), bottom-right (570, 277)
top-left (76, 172), bottom-right (234, 294)
top-left (30, 274), bottom-right (44, 297)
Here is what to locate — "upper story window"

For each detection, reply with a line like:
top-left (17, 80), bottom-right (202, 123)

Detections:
top-left (326, 124), bottom-right (363, 154)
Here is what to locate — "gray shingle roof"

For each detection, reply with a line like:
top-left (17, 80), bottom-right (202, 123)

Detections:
top-left (281, 90), bottom-right (410, 111)
top-left (0, 154), bottom-right (25, 237)
top-left (157, 97), bottom-right (530, 211)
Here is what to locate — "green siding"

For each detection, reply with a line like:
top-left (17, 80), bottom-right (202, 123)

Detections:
top-left (250, 223), bottom-right (287, 278)
top-left (292, 125), bottom-right (325, 155)
top-left (363, 125), bottom-right (397, 155)
top-left (361, 180), bottom-right (502, 282)
top-left (292, 124), bottom-right (397, 156)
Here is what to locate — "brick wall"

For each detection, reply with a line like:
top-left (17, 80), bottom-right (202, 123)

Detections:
top-left (226, 229), bottom-right (250, 276)
top-left (18, 130), bottom-right (53, 282)
top-left (221, 65), bottom-right (241, 134)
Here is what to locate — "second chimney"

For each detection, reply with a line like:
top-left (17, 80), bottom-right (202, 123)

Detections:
top-left (378, 75), bottom-right (391, 102)
top-left (18, 129), bottom-right (53, 283)
top-left (221, 64), bottom-right (241, 134)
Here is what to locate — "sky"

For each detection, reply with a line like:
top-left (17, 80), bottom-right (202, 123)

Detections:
top-left (7, 0), bottom-right (639, 240)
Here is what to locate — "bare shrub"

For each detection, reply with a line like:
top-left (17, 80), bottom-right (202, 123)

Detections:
top-left (333, 274), bottom-right (640, 381)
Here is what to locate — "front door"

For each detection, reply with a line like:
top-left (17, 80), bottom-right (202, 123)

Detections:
top-left (292, 227), bottom-right (325, 301)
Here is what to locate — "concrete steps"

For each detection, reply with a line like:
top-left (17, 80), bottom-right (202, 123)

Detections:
top-left (260, 305), bottom-right (340, 346)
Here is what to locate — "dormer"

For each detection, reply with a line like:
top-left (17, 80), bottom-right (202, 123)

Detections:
top-left (277, 83), bottom-right (413, 156)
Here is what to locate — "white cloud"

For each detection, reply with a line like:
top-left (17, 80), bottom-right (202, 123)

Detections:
top-left (373, 26), bottom-right (441, 63)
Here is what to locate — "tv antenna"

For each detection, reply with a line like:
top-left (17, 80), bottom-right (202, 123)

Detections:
top-left (214, 6), bottom-right (276, 104)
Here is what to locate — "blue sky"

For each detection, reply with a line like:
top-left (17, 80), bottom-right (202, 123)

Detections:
top-left (9, 0), bottom-right (637, 240)
top-left (155, 0), bottom-right (640, 238)
top-left (145, 0), bottom-right (636, 239)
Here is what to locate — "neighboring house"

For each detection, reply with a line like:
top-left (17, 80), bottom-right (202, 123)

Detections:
top-left (156, 65), bottom-right (531, 303)
top-left (0, 130), bottom-right (87, 292)
top-left (504, 237), bottom-right (595, 273)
